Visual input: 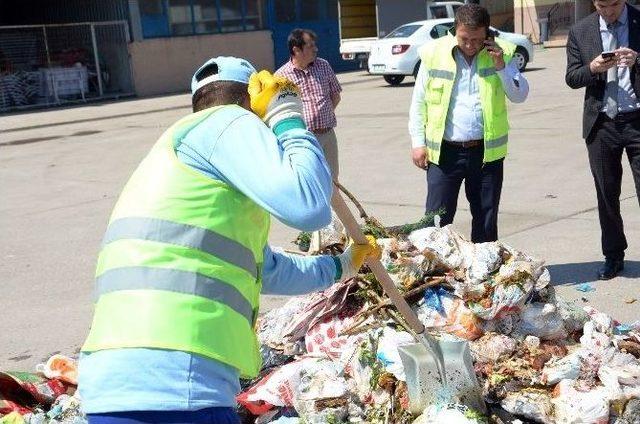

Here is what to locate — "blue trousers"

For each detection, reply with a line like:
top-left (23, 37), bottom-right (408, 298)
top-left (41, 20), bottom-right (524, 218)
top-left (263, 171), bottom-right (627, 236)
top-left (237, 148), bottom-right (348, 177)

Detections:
top-left (425, 143), bottom-right (504, 243)
top-left (87, 407), bottom-right (241, 424)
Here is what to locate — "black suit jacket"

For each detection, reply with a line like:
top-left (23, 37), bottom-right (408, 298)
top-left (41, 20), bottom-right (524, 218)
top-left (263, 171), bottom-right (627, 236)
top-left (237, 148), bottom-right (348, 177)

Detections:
top-left (565, 4), bottom-right (640, 139)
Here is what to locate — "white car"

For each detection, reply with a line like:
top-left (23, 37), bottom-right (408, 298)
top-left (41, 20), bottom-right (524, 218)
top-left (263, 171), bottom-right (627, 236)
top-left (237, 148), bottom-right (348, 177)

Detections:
top-left (368, 19), bottom-right (534, 85)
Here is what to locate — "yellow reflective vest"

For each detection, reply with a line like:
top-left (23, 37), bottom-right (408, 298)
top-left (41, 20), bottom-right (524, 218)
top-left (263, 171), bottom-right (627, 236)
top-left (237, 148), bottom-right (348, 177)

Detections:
top-left (82, 105), bottom-right (270, 378)
top-left (419, 34), bottom-right (516, 164)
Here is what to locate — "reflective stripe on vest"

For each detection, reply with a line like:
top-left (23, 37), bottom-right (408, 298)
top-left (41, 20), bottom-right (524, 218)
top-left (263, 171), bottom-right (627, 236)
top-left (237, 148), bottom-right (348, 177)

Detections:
top-left (478, 67), bottom-right (497, 78)
top-left (102, 217), bottom-right (257, 278)
top-left (428, 69), bottom-right (455, 80)
top-left (486, 134), bottom-right (508, 149)
top-left (419, 35), bottom-right (515, 164)
top-left (95, 267), bottom-right (254, 323)
top-left (82, 105), bottom-right (270, 378)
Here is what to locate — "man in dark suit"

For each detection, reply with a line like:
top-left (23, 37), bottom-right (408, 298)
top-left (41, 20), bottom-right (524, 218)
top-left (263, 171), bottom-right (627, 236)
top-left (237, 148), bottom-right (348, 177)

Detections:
top-left (566, 0), bottom-right (640, 280)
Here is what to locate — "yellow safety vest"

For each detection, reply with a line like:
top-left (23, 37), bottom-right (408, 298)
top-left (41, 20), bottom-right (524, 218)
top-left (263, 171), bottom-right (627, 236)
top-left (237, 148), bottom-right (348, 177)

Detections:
top-left (419, 34), bottom-right (516, 164)
top-left (82, 105), bottom-right (270, 378)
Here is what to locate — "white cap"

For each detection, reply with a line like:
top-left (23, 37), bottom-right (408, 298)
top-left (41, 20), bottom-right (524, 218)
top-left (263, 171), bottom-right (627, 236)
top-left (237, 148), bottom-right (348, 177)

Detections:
top-left (191, 56), bottom-right (256, 94)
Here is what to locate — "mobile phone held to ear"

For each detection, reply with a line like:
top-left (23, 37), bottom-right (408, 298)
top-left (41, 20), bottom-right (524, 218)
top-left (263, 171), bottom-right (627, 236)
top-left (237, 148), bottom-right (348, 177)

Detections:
top-left (484, 29), bottom-right (498, 49)
top-left (486, 28), bottom-right (498, 41)
top-left (601, 51), bottom-right (616, 60)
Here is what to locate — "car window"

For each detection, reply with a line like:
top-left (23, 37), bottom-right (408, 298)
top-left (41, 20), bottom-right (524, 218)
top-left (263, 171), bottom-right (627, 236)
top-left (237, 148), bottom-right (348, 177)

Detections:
top-left (429, 22), bottom-right (454, 39)
top-left (385, 24), bottom-right (422, 38)
top-left (429, 5), bottom-right (448, 19)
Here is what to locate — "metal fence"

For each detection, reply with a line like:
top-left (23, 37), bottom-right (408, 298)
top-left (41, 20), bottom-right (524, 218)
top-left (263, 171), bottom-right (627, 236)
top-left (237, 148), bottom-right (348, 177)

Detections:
top-left (0, 20), bottom-right (134, 112)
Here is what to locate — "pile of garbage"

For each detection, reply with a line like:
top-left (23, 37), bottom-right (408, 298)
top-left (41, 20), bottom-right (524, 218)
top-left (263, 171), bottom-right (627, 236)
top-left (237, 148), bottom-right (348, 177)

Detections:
top-left (2, 223), bottom-right (639, 424)
top-left (239, 224), bottom-right (640, 424)
top-left (0, 355), bottom-right (85, 424)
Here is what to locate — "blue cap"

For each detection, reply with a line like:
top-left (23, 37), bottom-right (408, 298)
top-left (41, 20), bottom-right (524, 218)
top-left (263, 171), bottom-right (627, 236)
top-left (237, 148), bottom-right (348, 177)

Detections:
top-left (191, 56), bottom-right (256, 94)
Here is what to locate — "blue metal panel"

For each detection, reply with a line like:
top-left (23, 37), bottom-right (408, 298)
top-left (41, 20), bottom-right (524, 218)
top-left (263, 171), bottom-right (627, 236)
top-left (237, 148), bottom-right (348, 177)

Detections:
top-left (0, 0), bottom-right (129, 25)
top-left (268, 0), bottom-right (357, 72)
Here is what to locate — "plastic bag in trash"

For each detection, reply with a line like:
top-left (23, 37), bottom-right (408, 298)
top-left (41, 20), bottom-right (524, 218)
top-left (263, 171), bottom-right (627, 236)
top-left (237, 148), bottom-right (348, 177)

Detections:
top-left (296, 359), bottom-right (348, 401)
top-left (45, 394), bottom-right (84, 422)
top-left (468, 281), bottom-right (531, 321)
top-left (515, 303), bottom-right (568, 341)
top-left (267, 418), bottom-right (300, 424)
top-left (260, 346), bottom-right (293, 371)
top-left (293, 359), bottom-right (349, 424)
top-left (501, 389), bottom-right (554, 424)
top-left (482, 311), bottom-right (521, 336)
top-left (413, 403), bottom-right (487, 424)
top-left (408, 226), bottom-right (466, 271)
top-left (553, 379), bottom-right (610, 424)
top-left (584, 306), bottom-right (615, 334)
top-left (423, 286), bottom-right (448, 315)
top-left (580, 320), bottom-right (614, 356)
top-left (597, 350), bottom-right (640, 399)
top-left (257, 296), bottom-right (315, 349)
top-left (554, 297), bottom-right (589, 334)
top-left (304, 306), bottom-right (366, 360)
top-left (237, 358), bottom-right (313, 411)
top-left (415, 288), bottom-right (483, 340)
top-left (470, 333), bottom-right (518, 364)
top-left (541, 352), bottom-right (581, 385)
top-left (460, 241), bottom-right (503, 285)
top-left (375, 327), bottom-right (415, 381)
top-left (308, 212), bottom-right (346, 254)
top-left (35, 355), bottom-right (78, 386)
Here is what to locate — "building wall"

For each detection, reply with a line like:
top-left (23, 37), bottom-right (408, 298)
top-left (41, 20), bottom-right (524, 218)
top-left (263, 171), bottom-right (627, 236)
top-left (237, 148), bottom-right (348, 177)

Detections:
top-left (128, 30), bottom-right (274, 96)
top-left (514, 0), bottom-right (576, 43)
top-left (483, 0), bottom-right (515, 31)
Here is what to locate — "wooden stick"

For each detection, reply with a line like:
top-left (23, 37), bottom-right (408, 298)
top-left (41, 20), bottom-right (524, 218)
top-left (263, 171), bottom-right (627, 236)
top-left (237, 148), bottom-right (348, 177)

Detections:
top-left (334, 180), bottom-right (369, 219)
top-left (350, 277), bottom-right (447, 323)
top-left (332, 190), bottom-right (426, 335)
top-left (340, 320), bottom-right (386, 336)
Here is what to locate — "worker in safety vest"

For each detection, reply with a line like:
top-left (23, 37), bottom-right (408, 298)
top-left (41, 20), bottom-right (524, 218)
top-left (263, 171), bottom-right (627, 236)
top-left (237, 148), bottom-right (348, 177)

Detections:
top-left (408, 4), bottom-right (529, 242)
top-left (78, 56), bottom-right (380, 424)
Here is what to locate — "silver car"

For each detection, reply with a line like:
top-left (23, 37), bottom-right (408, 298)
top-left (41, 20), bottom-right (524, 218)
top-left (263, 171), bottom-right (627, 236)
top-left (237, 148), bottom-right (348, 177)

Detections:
top-left (368, 19), bottom-right (535, 86)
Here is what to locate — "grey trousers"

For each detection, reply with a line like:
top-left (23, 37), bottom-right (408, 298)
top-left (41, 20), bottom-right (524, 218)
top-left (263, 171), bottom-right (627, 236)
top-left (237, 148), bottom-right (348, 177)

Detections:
top-left (315, 128), bottom-right (339, 178)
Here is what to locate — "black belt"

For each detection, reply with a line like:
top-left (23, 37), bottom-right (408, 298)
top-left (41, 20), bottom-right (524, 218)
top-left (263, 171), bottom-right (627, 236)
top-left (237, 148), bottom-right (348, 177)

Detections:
top-left (602, 109), bottom-right (640, 123)
top-left (443, 139), bottom-right (483, 148)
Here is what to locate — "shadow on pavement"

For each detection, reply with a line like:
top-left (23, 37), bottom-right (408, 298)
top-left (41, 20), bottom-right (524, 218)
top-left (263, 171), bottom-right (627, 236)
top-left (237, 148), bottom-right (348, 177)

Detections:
top-left (547, 260), bottom-right (640, 285)
top-left (523, 67), bottom-right (546, 73)
top-left (381, 82), bottom-right (416, 88)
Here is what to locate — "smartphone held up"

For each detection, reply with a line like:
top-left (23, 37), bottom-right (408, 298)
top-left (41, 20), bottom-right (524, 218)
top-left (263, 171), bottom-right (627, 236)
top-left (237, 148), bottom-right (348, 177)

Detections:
top-left (601, 51), bottom-right (616, 61)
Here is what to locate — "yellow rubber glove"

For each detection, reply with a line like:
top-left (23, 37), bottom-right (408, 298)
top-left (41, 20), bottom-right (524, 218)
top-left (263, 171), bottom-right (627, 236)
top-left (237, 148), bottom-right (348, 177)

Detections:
top-left (248, 70), bottom-right (305, 134)
top-left (336, 235), bottom-right (383, 281)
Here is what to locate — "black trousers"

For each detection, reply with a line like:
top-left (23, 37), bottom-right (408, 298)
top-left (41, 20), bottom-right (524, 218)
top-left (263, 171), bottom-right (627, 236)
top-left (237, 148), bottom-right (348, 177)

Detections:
top-left (425, 143), bottom-right (504, 243)
top-left (586, 111), bottom-right (640, 260)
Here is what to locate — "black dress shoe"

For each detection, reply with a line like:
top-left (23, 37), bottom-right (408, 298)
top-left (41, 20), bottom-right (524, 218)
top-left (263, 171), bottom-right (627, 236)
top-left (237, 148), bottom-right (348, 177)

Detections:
top-left (598, 258), bottom-right (624, 280)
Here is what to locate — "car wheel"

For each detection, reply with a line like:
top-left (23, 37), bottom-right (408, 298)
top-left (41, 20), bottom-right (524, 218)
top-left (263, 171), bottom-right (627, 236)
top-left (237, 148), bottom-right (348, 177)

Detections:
top-left (513, 47), bottom-right (529, 72)
top-left (413, 61), bottom-right (421, 78)
top-left (383, 75), bottom-right (405, 85)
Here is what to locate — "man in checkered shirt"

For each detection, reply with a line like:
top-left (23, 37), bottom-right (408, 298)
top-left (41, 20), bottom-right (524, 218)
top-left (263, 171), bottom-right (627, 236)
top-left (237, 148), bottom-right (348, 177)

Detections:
top-left (276, 28), bottom-right (342, 178)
